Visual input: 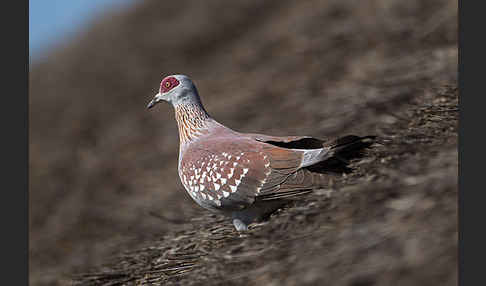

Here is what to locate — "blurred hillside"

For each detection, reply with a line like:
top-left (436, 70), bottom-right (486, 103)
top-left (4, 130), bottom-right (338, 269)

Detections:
top-left (29, 0), bottom-right (457, 285)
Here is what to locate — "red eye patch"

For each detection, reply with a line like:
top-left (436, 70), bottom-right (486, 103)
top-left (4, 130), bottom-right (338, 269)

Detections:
top-left (160, 76), bottom-right (180, 93)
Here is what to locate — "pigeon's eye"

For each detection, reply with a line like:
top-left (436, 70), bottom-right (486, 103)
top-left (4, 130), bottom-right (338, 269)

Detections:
top-left (160, 76), bottom-right (180, 93)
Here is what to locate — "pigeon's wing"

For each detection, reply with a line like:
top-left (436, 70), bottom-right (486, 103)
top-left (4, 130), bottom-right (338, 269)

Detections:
top-left (179, 137), bottom-right (310, 210)
top-left (254, 141), bottom-right (333, 199)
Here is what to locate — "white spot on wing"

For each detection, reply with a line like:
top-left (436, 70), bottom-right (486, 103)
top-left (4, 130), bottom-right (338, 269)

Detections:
top-left (230, 185), bottom-right (237, 192)
top-left (223, 191), bottom-right (230, 198)
top-left (214, 182), bottom-right (221, 191)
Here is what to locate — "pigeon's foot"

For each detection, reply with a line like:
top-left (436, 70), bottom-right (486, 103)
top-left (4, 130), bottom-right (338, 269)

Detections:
top-left (232, 218), bottom-right (249, 232)
top-left (230, 200), bottom-right (286, 231)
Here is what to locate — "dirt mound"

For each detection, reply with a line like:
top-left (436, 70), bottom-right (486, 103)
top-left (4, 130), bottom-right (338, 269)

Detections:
top-left (29, 0), bottom-right (457, 285)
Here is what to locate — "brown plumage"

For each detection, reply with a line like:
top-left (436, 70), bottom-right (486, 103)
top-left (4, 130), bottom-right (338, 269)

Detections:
top-left (148, 74), bottom-right (374, 231)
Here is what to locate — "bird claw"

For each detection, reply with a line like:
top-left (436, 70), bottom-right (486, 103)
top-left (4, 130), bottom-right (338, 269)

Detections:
top-left (232, 218), bottom-right (249, 232)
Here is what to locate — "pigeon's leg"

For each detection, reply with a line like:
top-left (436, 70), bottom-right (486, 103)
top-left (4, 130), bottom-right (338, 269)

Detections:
top-left (231, 209), bottom-right (255, 232)
top-left (230, 200), bottom-right (286, 231)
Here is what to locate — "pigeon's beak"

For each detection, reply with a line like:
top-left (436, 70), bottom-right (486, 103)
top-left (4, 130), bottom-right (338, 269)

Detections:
top-left (147, 92), bottom-right (162, 109)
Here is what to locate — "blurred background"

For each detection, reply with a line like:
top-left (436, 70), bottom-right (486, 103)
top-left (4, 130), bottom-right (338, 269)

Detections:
top-left (29, 0), bottom-right (457, 285)
top-left (29, 0), bottom-right (133, 61)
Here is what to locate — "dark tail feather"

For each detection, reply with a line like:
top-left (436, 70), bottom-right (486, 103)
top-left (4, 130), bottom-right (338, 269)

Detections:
top-left (325, 135), bottom-right (376, 153)
top-left (308, 135), bottom-right (376, 174)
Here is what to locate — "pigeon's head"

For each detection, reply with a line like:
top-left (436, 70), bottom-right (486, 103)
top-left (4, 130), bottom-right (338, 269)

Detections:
top-left (147, 74), bottom-right (201, 109)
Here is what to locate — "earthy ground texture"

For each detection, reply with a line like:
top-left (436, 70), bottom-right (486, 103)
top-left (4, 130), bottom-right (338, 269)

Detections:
top-left (29, 0), bottom-right (457, 285)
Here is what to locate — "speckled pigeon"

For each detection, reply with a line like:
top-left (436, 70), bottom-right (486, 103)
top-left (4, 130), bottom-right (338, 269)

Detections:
top-left (147, 74), bottom-right (374, 231)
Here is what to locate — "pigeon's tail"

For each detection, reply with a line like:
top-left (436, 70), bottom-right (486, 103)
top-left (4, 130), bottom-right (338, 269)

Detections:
top-left (302, 135), bottom-right (376, 174)
top-left (326, 135), bottom-right (376, 156)
top-left (298, 135), bottom-right (375, 168)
